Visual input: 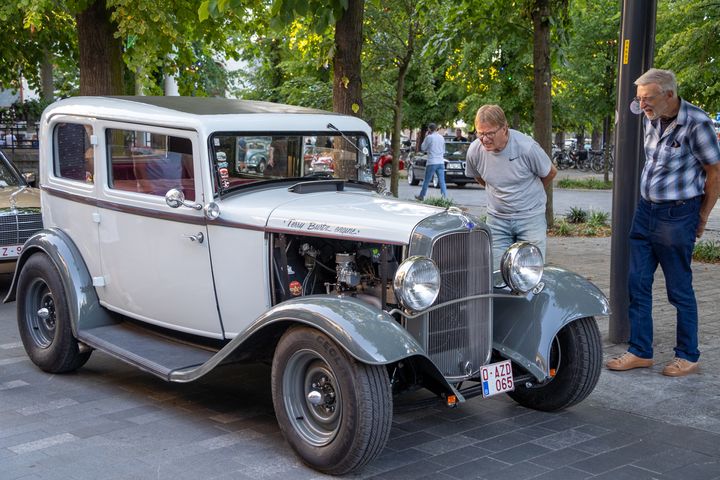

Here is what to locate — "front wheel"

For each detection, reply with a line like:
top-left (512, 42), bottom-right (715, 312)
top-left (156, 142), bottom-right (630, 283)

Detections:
top-left (17, 253), bottom-right (92, 373)
top-left (407, 167), bottom-right (419, 185)
top-left (508, 316), bottom-right (601, 411)
top-left (382, 163), bottom-right (392, 177)
top-left (271, 327), bottom-right (392, 475)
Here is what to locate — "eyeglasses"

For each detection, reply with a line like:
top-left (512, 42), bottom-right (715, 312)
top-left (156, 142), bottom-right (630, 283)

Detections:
top-left (477, 126), bottom-right (504, 140)
top-left (633, 95), bottom-right (658, 104)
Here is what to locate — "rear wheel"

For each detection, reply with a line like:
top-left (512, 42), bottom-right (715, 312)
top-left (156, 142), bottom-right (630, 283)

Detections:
top-left (382, 163), bottom-right (392, 177)
top-left (509, 317), bottom-right (601, 411)
top-left (272, 326), bottom-right (392, 475)
top-left (17, 253), bottom-right (91, 373)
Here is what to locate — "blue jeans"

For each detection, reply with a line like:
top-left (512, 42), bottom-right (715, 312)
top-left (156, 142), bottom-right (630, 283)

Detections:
top-left (418, 163), bottom-right (447, 199)
top-left (486, 212), bottom-right (547, 268)
top-left (627, 196), bottom-right (701, 362)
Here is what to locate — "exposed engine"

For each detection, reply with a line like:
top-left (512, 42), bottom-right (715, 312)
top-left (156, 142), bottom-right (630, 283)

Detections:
top-left (270, 233), bottom-right (401, 309)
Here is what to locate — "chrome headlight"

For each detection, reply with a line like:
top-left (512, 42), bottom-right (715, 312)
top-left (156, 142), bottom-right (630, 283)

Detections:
top-left (393, 256), bottom-right (441, 311)
top-left (500, 242), bottom-right (544, 293)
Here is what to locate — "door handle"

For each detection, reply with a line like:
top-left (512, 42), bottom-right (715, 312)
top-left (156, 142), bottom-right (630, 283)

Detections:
top-left (184, 232), bottom-right (205, 244)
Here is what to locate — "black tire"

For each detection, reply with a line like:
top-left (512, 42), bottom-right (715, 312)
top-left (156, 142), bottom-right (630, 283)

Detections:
top-left (382, 163), bottom-right (392, 177)
top-left (508, 316), bottom-right (601, 412)
top-left (407, 167), bottom-right (419, 185)
top-left (257, 160), bottom-right (267, 173)
top-left (16, 253), bottom-right (91, 373)
top-left (271, 326), bottom-right (392, 475)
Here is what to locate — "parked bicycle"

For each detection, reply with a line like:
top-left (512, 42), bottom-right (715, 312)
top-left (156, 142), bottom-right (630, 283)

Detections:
top-left (590, 147), bottom-right (614, 173)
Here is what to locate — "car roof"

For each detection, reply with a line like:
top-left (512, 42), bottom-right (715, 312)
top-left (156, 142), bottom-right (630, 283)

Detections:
top-left (42, 97), bottom-right (371, 136)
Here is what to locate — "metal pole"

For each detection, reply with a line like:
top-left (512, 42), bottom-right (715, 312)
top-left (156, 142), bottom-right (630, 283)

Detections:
top-left (609, 0), bottom-right (657, 343)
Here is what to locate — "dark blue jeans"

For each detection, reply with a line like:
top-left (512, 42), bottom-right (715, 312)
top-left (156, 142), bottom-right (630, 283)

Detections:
top-left (627, 196), bottom-right (701, 362)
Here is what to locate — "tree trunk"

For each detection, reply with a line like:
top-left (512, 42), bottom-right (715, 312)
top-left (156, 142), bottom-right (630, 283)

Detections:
top-left (76, 0), bottom-right (124, 95)
top-left (390, 21), bottom-right (416, 197)
top-left (333, 0), bottom-right (364, 117)
top-left (531, 0), bottom-right (553, 226)
top-left (40, 48), bottom-right (54, 102)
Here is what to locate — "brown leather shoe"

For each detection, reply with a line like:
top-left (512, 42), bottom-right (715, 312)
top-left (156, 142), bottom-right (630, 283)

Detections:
top-left (606, 352), bottom-right (654, 371)
top-left (662, 357), bottom-right (699, 377)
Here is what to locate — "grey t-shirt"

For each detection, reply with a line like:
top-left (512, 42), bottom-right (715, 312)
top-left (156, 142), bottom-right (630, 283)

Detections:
top-left (465, 129), bottom-right (552, 219)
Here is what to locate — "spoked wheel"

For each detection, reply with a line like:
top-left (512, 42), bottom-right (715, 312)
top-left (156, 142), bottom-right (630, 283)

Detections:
top-left (509, 316), bottom-right (601, 411)
top-left (17, 253), bottom-right (91, 373)
top-left (407, 167), bottom-right (419, 185)
top-left (272, 327), bottom-right (392, 475)
top-left (431, 173), bottom-right (440, 188)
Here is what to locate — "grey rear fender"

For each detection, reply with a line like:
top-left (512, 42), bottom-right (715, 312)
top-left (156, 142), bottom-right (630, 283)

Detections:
top-left (493, 266), bottom-right (609, 381)
top-left (5, 228), bottom-right (115, 336)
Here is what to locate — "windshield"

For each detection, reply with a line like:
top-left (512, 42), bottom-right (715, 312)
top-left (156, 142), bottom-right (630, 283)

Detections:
top-left (445, 142), bottom-right (470, 160)
top-left (210, 133), bottom-right (372, 191)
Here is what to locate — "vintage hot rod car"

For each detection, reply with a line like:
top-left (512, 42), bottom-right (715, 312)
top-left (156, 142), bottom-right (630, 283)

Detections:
top-left (7, 97), bottom-right (608, 475)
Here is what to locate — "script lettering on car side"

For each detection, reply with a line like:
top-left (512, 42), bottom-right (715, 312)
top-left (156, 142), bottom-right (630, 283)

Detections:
top-left (285, 218), bottom-right (360, 236)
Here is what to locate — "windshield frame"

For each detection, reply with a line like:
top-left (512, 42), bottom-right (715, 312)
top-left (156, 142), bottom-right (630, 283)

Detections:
top-left (208, 130), bottom-right (373, 196)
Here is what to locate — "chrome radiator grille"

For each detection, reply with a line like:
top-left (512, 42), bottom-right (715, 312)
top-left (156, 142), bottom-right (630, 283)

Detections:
top-left (0, 212), bottom-right (42, 246)
top-left (426, 229), bottom-right (492, 380)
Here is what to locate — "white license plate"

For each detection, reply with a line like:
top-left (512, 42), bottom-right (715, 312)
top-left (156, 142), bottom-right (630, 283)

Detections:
top-left (0, 245), bottom-right (23, 259)
top-left (480, 360), bottom-right (514, 398)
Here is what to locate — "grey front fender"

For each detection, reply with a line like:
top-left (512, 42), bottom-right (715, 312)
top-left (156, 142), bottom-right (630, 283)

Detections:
top-left (4, 228), bottom-right (115, 336)
top-left (170, 295), bottom-right (463, 400)
top-left (493, 266), bottom-right (610, 381)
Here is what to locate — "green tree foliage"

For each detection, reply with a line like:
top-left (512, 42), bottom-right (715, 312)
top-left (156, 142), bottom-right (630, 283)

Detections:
top-left (553, 0), bottom-right (620, 135)
top-left (656, 0), bottom-right (720, 112)
top-left (0, 1), bottom-right (77, 96)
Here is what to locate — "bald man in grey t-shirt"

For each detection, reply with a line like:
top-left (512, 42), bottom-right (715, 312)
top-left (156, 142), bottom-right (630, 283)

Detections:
top-left (465, 105), bottom-right (556, 267)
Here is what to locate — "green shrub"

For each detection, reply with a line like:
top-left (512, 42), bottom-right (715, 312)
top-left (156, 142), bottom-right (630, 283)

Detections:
top-left (694, 240), bottom-right (720, 263)
top-left (557, 178), bottom-right (613, 190)
top-left (566, 206), bottom-right (588, 224)
top-left (422, 196), bottom-right (456, 208)
top-left (587, 210), bottom-right (609, 228)
top-left (556, 220), bottom-right (572, 236)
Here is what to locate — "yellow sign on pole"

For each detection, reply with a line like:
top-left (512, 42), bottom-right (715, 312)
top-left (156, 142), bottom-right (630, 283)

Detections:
top-left (623, 40), bottom-right (630, 64)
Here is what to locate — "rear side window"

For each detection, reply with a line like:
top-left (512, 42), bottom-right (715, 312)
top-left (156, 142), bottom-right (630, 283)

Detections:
top-left (106, 129), bottom-right (195, 201)
top-left (54, 123), bottom-right (93, 183)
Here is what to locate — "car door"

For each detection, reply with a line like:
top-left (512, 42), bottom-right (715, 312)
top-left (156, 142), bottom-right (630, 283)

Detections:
top-left (95, 124), bottom-right (223, 338)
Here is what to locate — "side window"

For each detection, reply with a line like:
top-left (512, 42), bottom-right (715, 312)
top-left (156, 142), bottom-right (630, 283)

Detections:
top-left (106, 129), bottom-right (195, 201)
top-left (55, 123), bottom-right (93, 183)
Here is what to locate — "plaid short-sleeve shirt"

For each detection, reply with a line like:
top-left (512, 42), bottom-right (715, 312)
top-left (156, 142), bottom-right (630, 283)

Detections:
top-left (641, 99), bottom-right (720, 202)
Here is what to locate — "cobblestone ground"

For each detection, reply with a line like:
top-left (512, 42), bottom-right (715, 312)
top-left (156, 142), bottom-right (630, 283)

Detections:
top-left (1, 237), bottom-right (719, 479)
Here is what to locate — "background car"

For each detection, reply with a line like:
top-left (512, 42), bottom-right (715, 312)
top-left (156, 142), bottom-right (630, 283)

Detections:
top-left (373, 149), bottom-right (404, 177)
top-left (0, 149), bottom-right (42, 273)
top-left (406, 140), bottom-right (475, 188)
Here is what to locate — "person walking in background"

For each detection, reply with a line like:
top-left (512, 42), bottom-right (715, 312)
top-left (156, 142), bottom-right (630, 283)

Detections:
top-left (465, 104), bottom-right (556, 266)
top-left (606, 68), bottom-right (720, 377)
top-left (415, 123), bottom-right (447, 201)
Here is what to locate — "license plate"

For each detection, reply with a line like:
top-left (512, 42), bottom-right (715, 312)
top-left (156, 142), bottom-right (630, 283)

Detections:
top-left (0, 245), bottom-right (23, 259)
top-left (480, 360), bottom-right (514, 397)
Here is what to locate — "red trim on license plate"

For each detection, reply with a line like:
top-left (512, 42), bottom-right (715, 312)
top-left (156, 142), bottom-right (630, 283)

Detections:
top-left (480, 359), bottom-right (514, 398)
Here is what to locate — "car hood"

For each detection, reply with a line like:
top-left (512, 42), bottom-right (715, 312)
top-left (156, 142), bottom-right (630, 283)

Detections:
top-left (0, 186), bottom-right (41, 213)
top-left (216, 186), bottom-right (443, 244)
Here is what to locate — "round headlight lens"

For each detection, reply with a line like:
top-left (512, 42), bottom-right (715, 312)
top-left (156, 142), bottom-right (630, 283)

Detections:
top-left (393, 256), bottom-right (441, 311)
top-left (500, 242), bottom-right (544, 293)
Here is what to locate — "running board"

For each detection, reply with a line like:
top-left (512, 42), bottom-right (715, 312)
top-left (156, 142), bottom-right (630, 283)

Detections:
top-left (78, 321), bottom-right (218, 381)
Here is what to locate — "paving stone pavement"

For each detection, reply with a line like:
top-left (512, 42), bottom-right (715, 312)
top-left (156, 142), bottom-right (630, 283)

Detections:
top-left (1, 236), bottom-right (719, 479)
